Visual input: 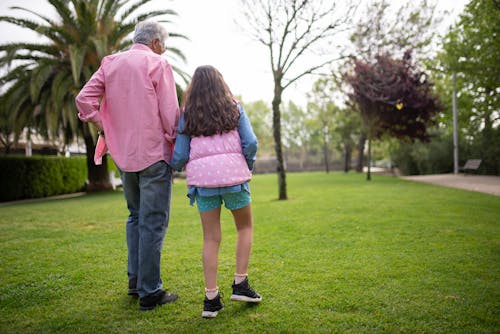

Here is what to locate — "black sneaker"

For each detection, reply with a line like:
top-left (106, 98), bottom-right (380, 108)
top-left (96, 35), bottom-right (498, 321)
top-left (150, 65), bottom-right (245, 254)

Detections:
top-left (139, 290), bottom-right (178, 311)
top-left (128, 277), bottom-right (138, 297)
top-left (202, 293), bottom-right (224, 318)
top-left (230, 277), bottom-right (262, 302)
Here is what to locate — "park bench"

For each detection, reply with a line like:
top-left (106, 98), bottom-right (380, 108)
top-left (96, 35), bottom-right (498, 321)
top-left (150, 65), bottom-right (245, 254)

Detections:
top-left (459, 159), bottom-right (481, 175)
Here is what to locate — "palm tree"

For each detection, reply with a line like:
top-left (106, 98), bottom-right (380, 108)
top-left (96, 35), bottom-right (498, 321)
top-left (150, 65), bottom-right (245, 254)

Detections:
top-left (0, 92), bottom-right (17, 154)
top-left (0, 0), bottom-right (187, 190)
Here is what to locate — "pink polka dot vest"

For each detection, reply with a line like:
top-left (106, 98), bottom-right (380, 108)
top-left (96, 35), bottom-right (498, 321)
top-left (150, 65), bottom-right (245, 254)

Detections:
top-left (186, 130), bottom-right (252, 188)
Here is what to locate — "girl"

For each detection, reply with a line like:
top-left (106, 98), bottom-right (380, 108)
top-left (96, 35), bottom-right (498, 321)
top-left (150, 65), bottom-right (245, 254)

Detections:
top-left (170, 65), bottom-right (261, 318)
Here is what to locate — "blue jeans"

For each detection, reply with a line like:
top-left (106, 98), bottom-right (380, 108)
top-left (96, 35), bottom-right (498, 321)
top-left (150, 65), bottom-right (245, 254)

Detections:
top-left (119, 161), bottom-right (172, 298)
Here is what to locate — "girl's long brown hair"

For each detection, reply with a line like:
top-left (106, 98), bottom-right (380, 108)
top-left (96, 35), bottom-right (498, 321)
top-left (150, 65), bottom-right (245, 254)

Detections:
top-left (182, 65), bottom-right (239, 137)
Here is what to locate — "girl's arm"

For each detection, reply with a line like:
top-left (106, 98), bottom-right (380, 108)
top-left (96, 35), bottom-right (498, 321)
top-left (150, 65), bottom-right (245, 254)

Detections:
top-left (169, 113), bottom-right (191, 171)
top-left (237, 104), bottom-right (258, 170)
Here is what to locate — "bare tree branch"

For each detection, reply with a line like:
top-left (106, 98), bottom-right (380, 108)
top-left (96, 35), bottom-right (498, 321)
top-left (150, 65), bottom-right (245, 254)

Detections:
top-left (239, 0), bottom-right (357, 82)
top-left (276, 0), bottom-right (308, 70)
top-left (283, 55), bottom-right (347, 89)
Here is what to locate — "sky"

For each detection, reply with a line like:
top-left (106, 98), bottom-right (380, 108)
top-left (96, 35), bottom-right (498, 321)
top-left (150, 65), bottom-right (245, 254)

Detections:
top-left (0, 0), bottom-right (469, 107)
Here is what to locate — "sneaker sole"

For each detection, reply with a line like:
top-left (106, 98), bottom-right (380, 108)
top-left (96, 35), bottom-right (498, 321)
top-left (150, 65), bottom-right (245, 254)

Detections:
top-left (202, 309), bottom-right (221, 318)
top-left (139, 294), bottom-right (179, 311)
top-left (140, 305), bottom-right (157, 311)
top-left (230, 294), bottom-right (262, 302)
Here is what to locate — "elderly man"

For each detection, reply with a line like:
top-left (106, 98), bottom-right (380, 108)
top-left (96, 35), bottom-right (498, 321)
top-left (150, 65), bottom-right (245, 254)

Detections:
top-left (75, 21), bottom-right (180, 311)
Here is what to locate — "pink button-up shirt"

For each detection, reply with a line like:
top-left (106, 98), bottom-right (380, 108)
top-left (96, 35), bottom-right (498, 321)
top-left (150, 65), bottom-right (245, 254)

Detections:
top-left (75, 44), bottom-right (179, 172)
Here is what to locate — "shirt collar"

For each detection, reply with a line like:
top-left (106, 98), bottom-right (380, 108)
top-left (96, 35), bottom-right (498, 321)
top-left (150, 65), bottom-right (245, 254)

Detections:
top-left (130, 43), bottom-right (154, 53)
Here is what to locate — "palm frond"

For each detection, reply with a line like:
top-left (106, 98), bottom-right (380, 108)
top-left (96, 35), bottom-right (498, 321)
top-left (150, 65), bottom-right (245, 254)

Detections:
top-left (112, 40), bottom-right (133, 53)
top-left (81, 66), bottom-right (97, 83)
top-left (32, 25), bottom-right (71, 47)
top-left (42, 91), bottom-right (60, 139)
top-left (165, 32), bottom-right (189, 41)
top-left (50, 71), bottom-right (73, 113)
top-left (69, 45), bottom-right (87, 85)
top-left (30, 61), bottom-right (55, 102)
top-left (119, 0), bottom-right (156, 21)
top-left (165, 46), bottom-right (187, 63)
top-left (98, 0), bottom-right (121, 21)
top-left (4, 77), bottom-right (34, 131)
top-left (90, 36), bottom-right (109, 61)
top-left (0, 54), bottom-right (55, 67)
top-left (170, 64), bottom-right (190, 85)
top-left (0, 16), bottom-right (43, 34)
top-left (9, 6), bottom-right (57, 26)
top-left (0, 42), bottom-right (61, 59)
top-left (132, 10), bottom-right (179, 25)
top-left (107, 22), bottom-right (136, 48)
top-left (48, 0), bottom-right (76, 28)
top-left (72, 1), bottom-right (98, 37)
top-left (63, 98), bottom-right (80, 141)
top-left (0, 64), bottom-right (32, 85)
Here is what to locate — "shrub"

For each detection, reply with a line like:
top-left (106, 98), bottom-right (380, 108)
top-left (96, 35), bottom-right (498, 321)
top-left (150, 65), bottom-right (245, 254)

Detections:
top-left (391, 129), bottom-right (499, 176)
top-left (0, 155), bottom-right (87, 202)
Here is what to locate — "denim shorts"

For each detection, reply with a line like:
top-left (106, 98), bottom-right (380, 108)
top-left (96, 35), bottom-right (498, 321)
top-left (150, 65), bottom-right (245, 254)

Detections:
top-left (196, 190), bottom-right (251, 212)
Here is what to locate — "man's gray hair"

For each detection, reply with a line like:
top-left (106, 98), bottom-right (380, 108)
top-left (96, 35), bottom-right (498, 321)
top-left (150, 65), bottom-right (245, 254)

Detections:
top-left (133, 21), bottom-right (168, 45)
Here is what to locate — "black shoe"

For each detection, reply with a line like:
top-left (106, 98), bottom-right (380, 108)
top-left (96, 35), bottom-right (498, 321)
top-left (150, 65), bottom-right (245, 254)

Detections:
top-left (139, 290), bottom-right (178, 311)
top-left (230, 277), bottom-right (262, 302)
top-left (128, 277), bottom-right (138, 297)
top-left (202, 293), bottom-right (224, 318)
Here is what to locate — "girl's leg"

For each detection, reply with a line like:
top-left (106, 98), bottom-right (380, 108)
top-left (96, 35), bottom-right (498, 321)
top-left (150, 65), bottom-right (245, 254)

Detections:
top-left (230, 203), bottom-right (262, 302)
top-left (200, 208), bottom-right (222, 291)
top-left (231, 204), bottom-right (253, 277)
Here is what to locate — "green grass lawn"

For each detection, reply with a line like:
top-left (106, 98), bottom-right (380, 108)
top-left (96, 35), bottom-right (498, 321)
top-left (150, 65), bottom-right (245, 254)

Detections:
top-left (0, 172), bottom-right (499, 333)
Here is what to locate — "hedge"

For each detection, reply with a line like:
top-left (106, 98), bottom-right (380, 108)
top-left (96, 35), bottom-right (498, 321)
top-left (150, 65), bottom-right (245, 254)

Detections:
top-left (0, 155), bottom-right (87, 202)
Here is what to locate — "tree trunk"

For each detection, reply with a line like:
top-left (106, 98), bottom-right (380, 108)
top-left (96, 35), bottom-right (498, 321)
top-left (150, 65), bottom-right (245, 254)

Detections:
top-left (1, 138), bottom-right (12, 154)
top-left (366, 136), bottom-right (372, 181)
top-left (82, 122), bottom-right (112, 192)
top-left (356, 132), bottom-right (366, 172)
top-left (272, 84), bottom-right (287, 200)
top-left (300, 146), bottom-right (307, 170)
top-left (323, 128), bottom-right (330, 173)
top-left (344, 143), bottom-right (352, 173)
top-left (0, 132), bottom-right (13, 154)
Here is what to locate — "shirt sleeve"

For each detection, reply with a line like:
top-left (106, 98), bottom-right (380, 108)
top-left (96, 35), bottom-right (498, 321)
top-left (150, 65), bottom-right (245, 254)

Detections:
top-left (169, 113), bottom-right (191, 171)
top-left (237, 104), bottom-right (258, 170)
top-left (155, 60), bottom-right (180, 144)
top-left (75, 60), bottom-right (106, 129)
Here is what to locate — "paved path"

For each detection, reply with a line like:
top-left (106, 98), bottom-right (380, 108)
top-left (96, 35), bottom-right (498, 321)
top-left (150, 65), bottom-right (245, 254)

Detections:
top-left (401, 173), bottom-right (500, 196)
top-left (0, 192), bottom-right (86, 207)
